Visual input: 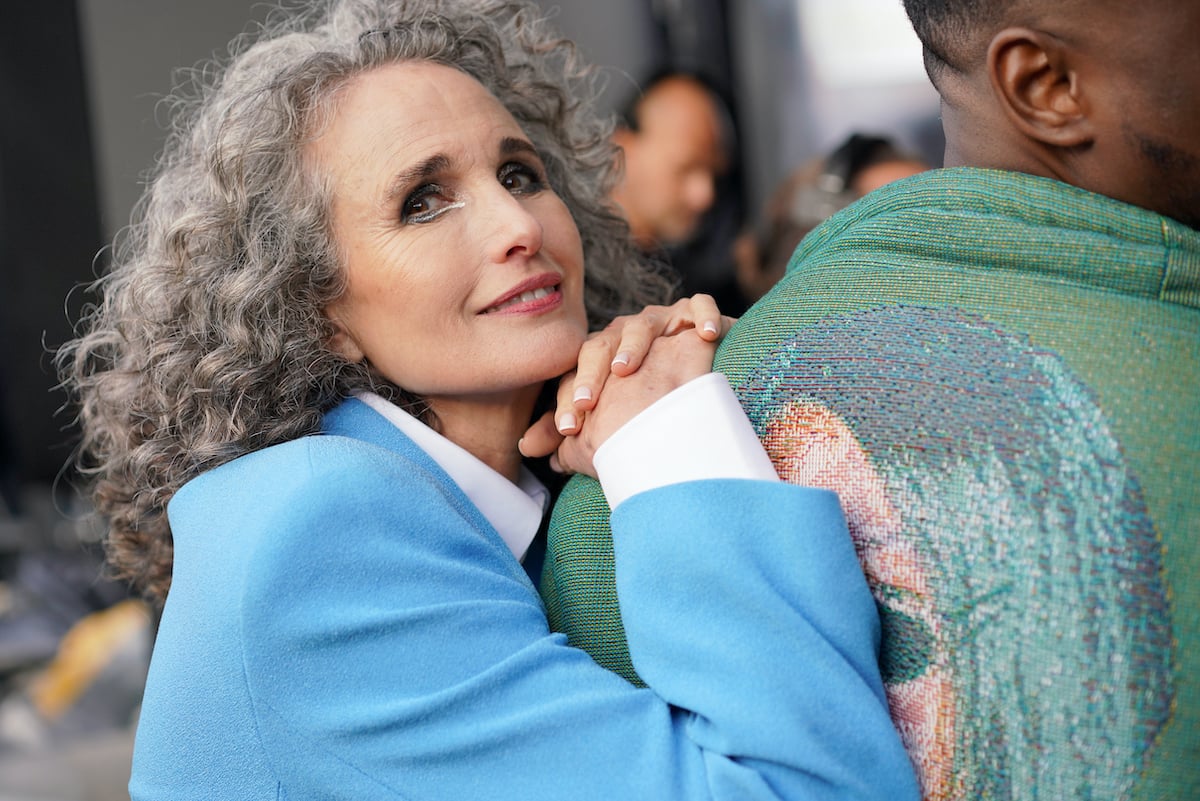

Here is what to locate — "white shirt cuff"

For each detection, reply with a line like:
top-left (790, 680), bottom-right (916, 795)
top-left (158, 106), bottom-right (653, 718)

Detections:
top-left (593, 372), bottom-right (779, 509)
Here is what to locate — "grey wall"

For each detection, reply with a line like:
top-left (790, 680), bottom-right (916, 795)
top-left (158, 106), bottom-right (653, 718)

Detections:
top-left (537, 0), bottom-right (661, 117)
top-left (77, 0), bottom-right (939, 240)
top-left (77, 0), bottom-right (668, 240)
top-left (77, 0), bottom-right (270, 238)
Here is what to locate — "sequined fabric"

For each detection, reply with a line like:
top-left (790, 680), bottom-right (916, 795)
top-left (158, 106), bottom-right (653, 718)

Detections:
top-left (542, 168), bottom-right (1200, 800)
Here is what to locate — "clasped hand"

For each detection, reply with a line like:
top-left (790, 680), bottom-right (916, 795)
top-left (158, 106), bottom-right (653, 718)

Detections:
top-left (519, 295), bottom-right (734, 476)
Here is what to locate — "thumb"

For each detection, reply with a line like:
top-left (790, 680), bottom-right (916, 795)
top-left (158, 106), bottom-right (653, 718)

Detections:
top-left (518, 410), bottom-right (564, 460)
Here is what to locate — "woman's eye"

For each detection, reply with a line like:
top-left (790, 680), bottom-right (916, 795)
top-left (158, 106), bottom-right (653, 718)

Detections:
top-left (401, 185), bottom-right (455, 224)
top-left (499, 162), bottom-right (544, 194)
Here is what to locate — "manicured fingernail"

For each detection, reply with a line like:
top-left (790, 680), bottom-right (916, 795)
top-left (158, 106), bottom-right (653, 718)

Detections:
top-left (573, 386), bottom-right (592, 403)
top-left (549, 454), bottom-right (563, 473)
top-left (611, 352), bottom-right (630, 367)
top-left (703, 320), bottom-right (719, 335)
top-left (557, 412), bottom-right (577, 433)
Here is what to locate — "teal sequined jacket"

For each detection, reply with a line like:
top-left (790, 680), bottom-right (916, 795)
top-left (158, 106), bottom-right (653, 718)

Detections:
top-left (544, 167), bottom-right (1200, 801)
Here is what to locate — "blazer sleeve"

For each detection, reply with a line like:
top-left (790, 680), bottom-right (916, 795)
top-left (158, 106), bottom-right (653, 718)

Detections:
top-left (238, 438), bottom-right (917, 801)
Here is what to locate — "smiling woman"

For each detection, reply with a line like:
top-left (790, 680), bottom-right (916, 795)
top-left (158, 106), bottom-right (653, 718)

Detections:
top-left (55, 1), bottom-right (916, 798)
top-left (319, 62), bottom-right (590, 471)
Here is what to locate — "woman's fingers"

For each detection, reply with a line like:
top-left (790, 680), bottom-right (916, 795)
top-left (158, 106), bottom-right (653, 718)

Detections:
top-left (569, 325), bottom-right (636, 410)
top-left (554, 329), bottom-right (719, 477)
top-left (680, 294), bottom-right (724, 342)
top-left (518, 409), bottom-right (565, 460)
top-left (572, 294), bottom-right (729, 397)
top-left (605, 313), bottom-right (658, 377)
top-left (551, 295), bottom-right (734, 455)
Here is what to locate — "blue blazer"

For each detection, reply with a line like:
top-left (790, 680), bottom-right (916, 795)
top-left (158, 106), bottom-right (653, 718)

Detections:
top-left (129, 397), bottom-right (916, 800)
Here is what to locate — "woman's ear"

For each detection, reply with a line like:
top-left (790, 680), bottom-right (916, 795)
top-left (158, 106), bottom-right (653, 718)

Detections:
top-left (326, 313), bottom-right (365, 363)
top-left (988, 28), bottom-right (1095, 149)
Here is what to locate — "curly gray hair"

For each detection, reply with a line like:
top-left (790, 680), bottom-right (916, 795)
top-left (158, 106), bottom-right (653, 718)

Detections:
top-left (58, 0), bottom-right (675, 602)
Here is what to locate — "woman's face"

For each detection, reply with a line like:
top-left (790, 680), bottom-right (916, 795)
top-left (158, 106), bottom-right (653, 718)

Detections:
top-left (316, 61), bottom-right (588, 412)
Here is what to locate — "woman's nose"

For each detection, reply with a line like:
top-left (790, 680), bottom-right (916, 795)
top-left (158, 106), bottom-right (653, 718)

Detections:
top-left (485, 187), bottom-right (543, 263)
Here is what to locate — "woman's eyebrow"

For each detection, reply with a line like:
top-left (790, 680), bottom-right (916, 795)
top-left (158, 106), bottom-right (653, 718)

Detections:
top-left (383, 153), bottom-right (451, 204)
top-left (500, 137), bottom-right (540, 160)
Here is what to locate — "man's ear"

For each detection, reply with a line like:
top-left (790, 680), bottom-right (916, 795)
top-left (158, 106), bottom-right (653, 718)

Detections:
top-left (326, 314), bottom-right (365, 363)
top-left (988, 28), bottom-right (1094, 148)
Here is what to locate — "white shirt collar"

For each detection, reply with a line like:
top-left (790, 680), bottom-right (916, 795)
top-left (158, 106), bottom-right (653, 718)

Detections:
top-left (354, 392), bottom-right (548, 562)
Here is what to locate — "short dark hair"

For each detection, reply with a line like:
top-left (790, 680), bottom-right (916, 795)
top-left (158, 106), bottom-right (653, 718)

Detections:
top-left (901, 0), bottom-right (1012, 75)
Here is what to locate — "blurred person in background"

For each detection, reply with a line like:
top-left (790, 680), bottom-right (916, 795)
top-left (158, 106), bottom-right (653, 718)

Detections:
top-left (734, 133), bottom-right (928, 302)
top-left (610, 70), bottom-right (748, 310)
top-left (610, 70), bottom-right (732, 253)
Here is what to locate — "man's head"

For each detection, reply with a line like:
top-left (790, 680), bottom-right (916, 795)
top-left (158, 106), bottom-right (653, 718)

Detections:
top-left (902, 0), bottom-right (1200, 229)
top-left (610, 73), bottom-right (732, 249)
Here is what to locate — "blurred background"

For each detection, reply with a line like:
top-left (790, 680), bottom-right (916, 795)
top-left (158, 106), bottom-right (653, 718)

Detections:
top-left (0, 1), bottom-right (938, 798)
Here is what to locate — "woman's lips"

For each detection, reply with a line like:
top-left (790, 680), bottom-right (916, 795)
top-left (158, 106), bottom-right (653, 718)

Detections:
top-left (482, 284), bottom-right (559, 314)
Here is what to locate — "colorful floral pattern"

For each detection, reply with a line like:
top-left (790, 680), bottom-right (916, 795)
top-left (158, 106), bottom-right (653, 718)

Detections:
top-left (740, 306), bottom-right (1173, 800)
